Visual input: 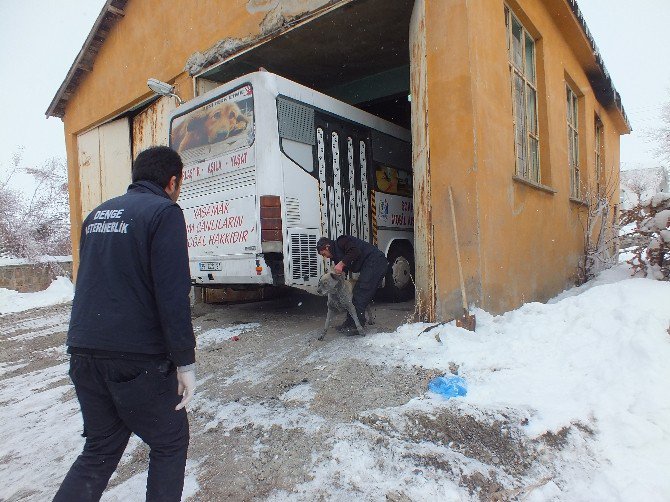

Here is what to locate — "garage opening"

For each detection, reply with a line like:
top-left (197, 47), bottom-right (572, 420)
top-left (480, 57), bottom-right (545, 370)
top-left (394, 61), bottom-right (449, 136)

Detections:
top-left (195, 0), bottom-right (414, 130)
top-left (183, 0), bottom-right (423, 303)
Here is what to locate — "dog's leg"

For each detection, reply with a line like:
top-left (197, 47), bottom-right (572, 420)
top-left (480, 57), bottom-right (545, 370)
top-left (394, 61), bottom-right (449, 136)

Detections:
top-left (318, 307), bottom-right (333, 341)
top-left (345, 303), bottom-right (366, 336)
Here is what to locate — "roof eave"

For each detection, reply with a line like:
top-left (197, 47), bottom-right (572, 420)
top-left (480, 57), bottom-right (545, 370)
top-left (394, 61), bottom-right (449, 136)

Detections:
top-left (45, 0), bottom-right (127, 119)
top-left (565, 0), bottom-right (631, 133)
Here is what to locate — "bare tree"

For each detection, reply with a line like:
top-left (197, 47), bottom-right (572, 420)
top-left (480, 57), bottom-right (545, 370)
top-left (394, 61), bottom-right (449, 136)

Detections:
top-left (0, 150), bottom-right (71, 275)
top-left (623, 176), bottom-right (647, 206)
top-left (577, 171), bottom-right (620, 284)
top-left (650, 100), bottom-right (670, 166)
top-left (0, 149), bottom-right (26, 257)
top-left (621, 192), bottom-right (670, 281)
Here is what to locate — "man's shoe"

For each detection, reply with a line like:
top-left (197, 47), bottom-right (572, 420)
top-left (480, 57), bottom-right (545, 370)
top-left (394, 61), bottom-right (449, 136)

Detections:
top-left (336, 315), bottom-right (355, 332)
top-left (355, 307), bottom-right (367, 327)
top-left (336, 323), bottom-right (356, 333)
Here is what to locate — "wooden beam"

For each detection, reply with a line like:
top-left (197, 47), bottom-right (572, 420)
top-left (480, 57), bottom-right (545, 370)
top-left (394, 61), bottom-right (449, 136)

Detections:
top-left (77, 61), bottom-right (94, 72)
top-left (107, 5), bottom-right (125, 17)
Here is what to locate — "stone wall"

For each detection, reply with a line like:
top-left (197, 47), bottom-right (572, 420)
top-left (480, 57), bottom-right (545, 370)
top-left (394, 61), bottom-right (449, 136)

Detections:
top-left (0, 262), bottom-right (73, 293)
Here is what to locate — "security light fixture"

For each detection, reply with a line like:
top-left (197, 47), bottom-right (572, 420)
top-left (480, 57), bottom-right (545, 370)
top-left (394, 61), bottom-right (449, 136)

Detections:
top-left (147, 78), bottom-right (184, 104)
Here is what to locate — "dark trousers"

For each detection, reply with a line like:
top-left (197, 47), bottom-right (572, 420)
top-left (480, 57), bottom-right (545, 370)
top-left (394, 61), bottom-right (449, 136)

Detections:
top-left (54, 355), bottom-right (189, 502)
top-left (352, 254), bottom-right (389, 317)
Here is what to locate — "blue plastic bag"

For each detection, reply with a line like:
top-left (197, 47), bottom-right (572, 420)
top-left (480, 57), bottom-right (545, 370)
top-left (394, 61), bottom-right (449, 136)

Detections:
top-left (428, 375), bottom-right (467, 399)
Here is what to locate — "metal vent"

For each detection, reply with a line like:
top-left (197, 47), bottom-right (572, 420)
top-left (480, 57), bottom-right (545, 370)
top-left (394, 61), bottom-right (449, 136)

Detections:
top-left (290, 233), bottom-right (318, 281)
top-left (179, 166), bottom-right (256, 201)
top-left (278, 98), bottom-right (315, 145)
top-left (285, 197), bottom-right (301, 226)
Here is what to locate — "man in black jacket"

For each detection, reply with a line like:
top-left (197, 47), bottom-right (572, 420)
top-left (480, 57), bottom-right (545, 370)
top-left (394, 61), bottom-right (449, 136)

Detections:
top-left (54, 146), bottom-right (196, 502)
top-left (316, 235), bottom-right (388, 332)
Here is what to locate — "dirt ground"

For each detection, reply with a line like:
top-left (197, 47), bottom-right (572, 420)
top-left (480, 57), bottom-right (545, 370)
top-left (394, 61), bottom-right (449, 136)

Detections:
top-left (0, 291), bottom-right (575, 501)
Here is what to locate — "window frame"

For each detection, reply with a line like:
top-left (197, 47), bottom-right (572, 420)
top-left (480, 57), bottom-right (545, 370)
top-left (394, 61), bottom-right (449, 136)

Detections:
top-left (505, 5), bottom-right (540, 183)
top-left (566, 84), bottom-right (580, 198)
top-left (594, 115), bottom-right (604, 196)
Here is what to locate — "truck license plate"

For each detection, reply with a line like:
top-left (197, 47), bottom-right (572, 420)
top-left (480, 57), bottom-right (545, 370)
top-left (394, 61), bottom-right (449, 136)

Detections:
top-left (198, 262), bottom-right (222, 272)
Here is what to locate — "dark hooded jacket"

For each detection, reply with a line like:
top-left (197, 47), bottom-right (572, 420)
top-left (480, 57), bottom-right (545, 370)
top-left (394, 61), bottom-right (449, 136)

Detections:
top-left (67, 181), bottom-right (195, 366)
top-left (330, 235), bottom-right (386, 273)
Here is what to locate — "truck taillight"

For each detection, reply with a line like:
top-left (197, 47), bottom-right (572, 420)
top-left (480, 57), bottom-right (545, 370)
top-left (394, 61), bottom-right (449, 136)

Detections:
top-left (260, 195), bottom-right (282, 242)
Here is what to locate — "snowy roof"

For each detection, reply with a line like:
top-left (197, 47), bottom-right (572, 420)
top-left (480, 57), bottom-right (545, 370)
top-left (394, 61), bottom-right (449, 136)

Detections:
top-left (564, 0), bottom-right (630, 131)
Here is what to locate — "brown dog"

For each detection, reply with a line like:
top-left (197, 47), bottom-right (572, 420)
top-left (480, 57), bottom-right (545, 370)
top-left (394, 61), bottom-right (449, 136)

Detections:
top-left (172, 101), bottom-right (249, 153)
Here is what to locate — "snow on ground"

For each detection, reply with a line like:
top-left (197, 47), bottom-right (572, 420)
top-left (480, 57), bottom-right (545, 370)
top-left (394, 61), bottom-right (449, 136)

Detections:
top-left (0, 255), bottom-right (72, 267)
top-left (197, 323), bottom-right (260, 348)
top-left (358, 272), bottom-right (670, 499)
top-left (0, 360), bottom-right (82, 499)
top-left (100, 459), bottom-right (201, 502)
top-left (1, 262), bottom-right (669, 500)
top-left (0, 276), bottom-right (74, 315)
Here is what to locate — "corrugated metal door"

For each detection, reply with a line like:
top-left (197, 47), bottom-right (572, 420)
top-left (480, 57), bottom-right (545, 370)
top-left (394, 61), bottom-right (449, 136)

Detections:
top-left (132, 97), bottom-right (177, 158)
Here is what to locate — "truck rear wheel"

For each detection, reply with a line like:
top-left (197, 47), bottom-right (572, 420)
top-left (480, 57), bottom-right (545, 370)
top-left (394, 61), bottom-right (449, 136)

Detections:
top-left (383, 244), bottom-right (415, 302)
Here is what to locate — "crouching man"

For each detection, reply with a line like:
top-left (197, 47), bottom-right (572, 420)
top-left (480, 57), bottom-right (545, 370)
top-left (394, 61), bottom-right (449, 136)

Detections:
top-left (54, 146), bottom-right (196, 502)
top-left (316, 235), bottom-right (388, 333)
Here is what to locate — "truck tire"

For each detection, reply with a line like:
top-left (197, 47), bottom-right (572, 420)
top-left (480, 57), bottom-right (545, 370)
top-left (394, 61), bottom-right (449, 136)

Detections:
top-left (383, 243), bottom-right (415, 302)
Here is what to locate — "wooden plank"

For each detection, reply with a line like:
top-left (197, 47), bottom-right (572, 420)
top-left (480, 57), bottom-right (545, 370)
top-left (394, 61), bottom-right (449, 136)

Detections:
top-left (99, 118), bottom-right (132, 202)
top-left (77, 128), bottom-right (102, 220)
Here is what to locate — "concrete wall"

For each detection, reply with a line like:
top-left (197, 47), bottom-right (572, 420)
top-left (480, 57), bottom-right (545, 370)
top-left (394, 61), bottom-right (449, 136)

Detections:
top-left (0, 262), bottom-right (73, 293)
top-left (420, 0), bottom-right (626, 317)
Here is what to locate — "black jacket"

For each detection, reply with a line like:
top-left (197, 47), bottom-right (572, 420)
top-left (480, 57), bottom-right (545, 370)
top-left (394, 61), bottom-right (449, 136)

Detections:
top-left (67, 181), bottom-right (195, 366)
top-left (331, 235), bottom-right (386, 273)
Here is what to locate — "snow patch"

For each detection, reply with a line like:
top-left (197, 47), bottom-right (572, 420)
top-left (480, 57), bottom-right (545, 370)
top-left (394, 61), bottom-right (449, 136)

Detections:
top-left (0, 276), bottom-right (74, 315)
top-left (197, 323), bottom-right (260, 348)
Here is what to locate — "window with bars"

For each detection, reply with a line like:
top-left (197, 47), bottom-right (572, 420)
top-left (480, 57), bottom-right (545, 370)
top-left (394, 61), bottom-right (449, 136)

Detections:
top-left (566, 85), bottom-right (580, 198)
top-left (505, 6), bottom-right (540, 182)
top-left (594, 116), bottom-right (604, 195)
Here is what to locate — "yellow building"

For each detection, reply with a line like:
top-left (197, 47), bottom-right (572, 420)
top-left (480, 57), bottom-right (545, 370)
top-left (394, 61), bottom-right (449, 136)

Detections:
top-left (47, 0), bottom-right (629, 319)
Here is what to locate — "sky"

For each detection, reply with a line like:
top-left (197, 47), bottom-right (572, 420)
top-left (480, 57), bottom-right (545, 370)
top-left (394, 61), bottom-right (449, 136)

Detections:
top-left (1, 260), bottom-right (669, 499)
top-left (0, 0), bottom-right (668, 193)
top-left (0, 0), bottom-right (106, 192)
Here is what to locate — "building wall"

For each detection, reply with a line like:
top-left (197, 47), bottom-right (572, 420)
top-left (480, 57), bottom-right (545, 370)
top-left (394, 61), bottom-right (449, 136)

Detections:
top-left (60, 0), bottom-right (627, 315)
top-left (0, 262), bottom-right (73, 293)
top-left (421, 0), bottom-right (625, 317)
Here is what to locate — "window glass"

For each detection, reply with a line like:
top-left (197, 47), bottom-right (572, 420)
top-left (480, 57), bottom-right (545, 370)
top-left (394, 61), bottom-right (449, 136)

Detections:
top-left (170, 84), bottom-right (255, 164)
top-left (506, 6), bottom-right (540, 183)
top-left (527, 85), bottom-right (537, 134)
top-left (529, 137), bottom-right (539, 180)
top-left (514, 73), bottom-right (527, 176)
top-left (376, 165), bottom-right (413, 197)
top-left (504, 6), bottom-right (510, 52)
top-left (524, 34), bottom-right (535, 83)
top-left (595, 117), bottom-right (604, 194)
top-left (566, 85), bottom-right (580, 197)
top-left (281, 138), bottom-right (314, 173)
top-left (512, 18), bottom-right (523, 70)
